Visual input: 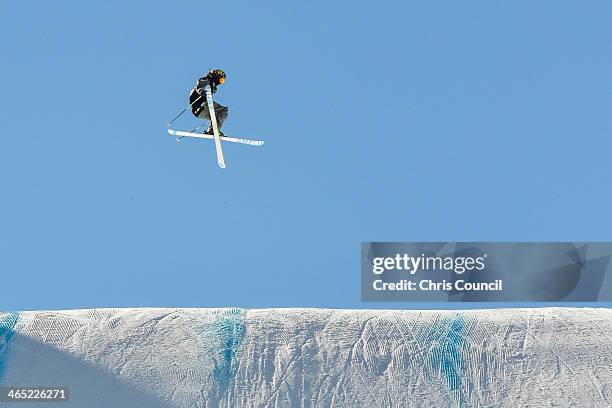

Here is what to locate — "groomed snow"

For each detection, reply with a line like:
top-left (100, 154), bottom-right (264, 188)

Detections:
top-left (1, 308), bottom-right (611, 407)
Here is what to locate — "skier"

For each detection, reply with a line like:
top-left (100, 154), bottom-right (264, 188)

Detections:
top-left (189, 68), bottom-right (228, 136)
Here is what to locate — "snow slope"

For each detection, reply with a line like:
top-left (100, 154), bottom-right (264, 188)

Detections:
top-left (1, 308), bottom-right (611, 407)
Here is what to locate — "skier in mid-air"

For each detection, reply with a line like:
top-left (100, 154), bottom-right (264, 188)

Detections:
top-left (166, 67), bottom-right (263, 168)
top-left (189, 68), bottom-right (228, 135)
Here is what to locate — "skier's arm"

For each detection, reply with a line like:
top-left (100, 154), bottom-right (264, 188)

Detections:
top-left (196, 77), bottom-right (216, 95)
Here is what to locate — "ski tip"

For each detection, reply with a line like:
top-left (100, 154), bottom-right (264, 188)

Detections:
top-left (218, 162), bottom-right (226, 169)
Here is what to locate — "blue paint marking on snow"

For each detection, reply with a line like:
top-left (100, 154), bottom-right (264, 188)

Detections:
top-left (0, 312), bottom-right (20, 382)
top-left (426, 313), bottom-right (467, 404)
top-left (202, 308), bottom-right (246, 391)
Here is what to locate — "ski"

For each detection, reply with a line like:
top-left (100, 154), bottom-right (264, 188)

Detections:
top-left (167, 129), bottom-right (264, 146)
top-left (205, 85), bottom-right (226, 168)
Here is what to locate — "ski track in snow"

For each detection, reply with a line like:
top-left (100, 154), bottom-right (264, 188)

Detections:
top-left (0, 307), bottom-right (611, 407)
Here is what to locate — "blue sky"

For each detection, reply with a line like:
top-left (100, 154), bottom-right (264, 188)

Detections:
top-left (1, 1), bottom-right (611, 310)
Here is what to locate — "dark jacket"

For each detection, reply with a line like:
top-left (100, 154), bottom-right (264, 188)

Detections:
top-left (190, 76), bottom-right (218, 117)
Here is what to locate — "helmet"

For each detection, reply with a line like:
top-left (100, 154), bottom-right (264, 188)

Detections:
top-left (208, 68), bottom-right (226, 84)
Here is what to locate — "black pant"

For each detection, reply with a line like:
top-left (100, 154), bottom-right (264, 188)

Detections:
top-left (197, 102), bottom-right (228, 129)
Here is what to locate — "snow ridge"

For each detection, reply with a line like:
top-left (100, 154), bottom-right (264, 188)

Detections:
top-left (1, 307), bottom-right (611, 407)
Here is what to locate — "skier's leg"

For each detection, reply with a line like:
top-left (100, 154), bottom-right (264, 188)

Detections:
top-left (196, 108), bottom-right (211, 121)
top-left (196, 108), bottom-right (215, 134)
top-left (213, 102), bottom-right (229, 129)
top-left (196, 102), bottom-right (228, 135)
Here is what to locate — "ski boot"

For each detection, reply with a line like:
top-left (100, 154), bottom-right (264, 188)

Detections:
top-left (204, 127), bottom-right (224, 137)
